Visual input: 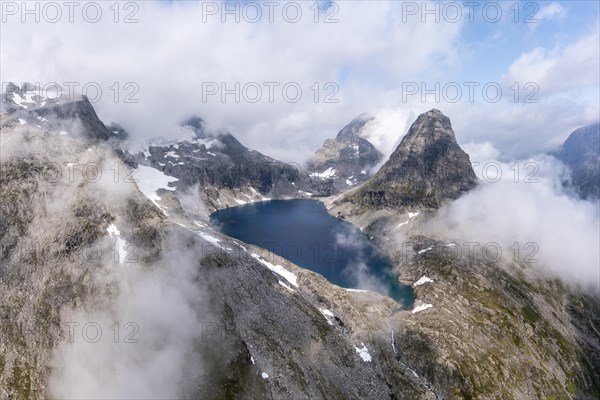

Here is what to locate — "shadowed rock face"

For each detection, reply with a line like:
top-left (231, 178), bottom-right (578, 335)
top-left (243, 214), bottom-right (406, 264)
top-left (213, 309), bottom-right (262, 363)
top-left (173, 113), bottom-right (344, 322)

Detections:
top-left (555, 122), bottom-right (600, 200)
top-left (132, 117), bottom-right (325, 199)
top-left (309, 115), bottom-right (383, 193)
top-left (342, 109), bottom-right (478, 210)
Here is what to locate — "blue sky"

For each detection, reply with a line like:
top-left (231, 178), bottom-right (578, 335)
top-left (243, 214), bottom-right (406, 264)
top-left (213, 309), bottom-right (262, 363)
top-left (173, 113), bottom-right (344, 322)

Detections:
top-left (457, 1), bottom-right (599, 81)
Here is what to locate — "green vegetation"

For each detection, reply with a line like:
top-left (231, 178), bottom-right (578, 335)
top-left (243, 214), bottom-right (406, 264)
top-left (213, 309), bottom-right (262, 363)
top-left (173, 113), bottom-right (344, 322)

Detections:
top-left (521, 305), bottom-right (541, 324)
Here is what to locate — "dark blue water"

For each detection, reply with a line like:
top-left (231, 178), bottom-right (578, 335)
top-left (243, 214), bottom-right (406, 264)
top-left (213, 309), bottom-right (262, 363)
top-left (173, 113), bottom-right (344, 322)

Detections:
top-left (210, 199), bottom-right (414, 308)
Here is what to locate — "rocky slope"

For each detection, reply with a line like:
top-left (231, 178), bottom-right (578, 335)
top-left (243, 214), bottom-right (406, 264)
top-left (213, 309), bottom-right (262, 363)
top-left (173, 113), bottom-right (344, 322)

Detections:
top-left (127, 116), bottom-right (329, 211)
top-left (0, 84), bottom-right (434, 399)
top-left (325, 108), bottom-right (600, 399)
top-left (341, 109), bottom-right (478, 212)
top-left (322, 195), bottom-right (600, 399)
top-left (554, 122), bottom-right (600, 200)
top-left (309, 115), bottom-right (383, 193)
top-left (2, 85), bottom-right (599, 400)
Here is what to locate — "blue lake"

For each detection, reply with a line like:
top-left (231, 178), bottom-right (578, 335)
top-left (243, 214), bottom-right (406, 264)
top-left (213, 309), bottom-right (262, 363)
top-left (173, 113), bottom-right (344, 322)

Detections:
top-left (210, 199), bottom-right (414, 308)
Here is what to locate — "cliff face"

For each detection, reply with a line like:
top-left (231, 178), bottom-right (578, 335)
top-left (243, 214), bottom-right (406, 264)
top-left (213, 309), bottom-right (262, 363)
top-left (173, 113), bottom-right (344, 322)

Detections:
top-left (341, 109), bottom-right (478, 211)
top-left (309, 115), bottom-right (383, 193)
top-left (555, 122), bottom-right (600, 199)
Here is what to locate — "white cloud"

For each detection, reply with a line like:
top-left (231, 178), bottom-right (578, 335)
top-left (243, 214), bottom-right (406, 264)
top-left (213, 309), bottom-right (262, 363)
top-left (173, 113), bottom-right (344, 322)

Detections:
top-left (0, 2), bottom-right (597, 165)
top-left (425, 154), bottom-right (600, 292)
top-left (531, 2), bottom-right (567, 28)
top-left (0, 1), bottom-right (462, 163)
top-left (502, 28), bottom-right (599, 95)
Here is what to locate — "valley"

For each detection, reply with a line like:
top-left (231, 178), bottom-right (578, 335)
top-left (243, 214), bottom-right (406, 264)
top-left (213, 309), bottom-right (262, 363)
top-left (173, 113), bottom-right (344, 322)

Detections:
top-left (0, 83), bottom-right (599, 399)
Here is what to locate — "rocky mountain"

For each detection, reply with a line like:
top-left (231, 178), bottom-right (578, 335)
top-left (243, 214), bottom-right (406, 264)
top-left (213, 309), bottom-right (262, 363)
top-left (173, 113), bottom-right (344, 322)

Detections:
top-left (554, 122), bottom-right (600, 200)
top-left (1, 82), bottom-right (124, 143)
top-left (2, 84), bottom-right (599, 400)
top-left (340, 109), bottom-right (479, 212)
top-left (324, 109), bottom-right (600, 399)
top-left (309, 115), bottom-right (383, 193)
top-left (0, 84), bottom-right (440, 399)
top-left (129, 116), bottom-right (326, 211)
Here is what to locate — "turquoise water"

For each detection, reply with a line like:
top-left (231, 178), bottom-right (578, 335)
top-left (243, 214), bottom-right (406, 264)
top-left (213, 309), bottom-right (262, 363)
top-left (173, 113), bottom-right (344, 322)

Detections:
top-left (210, 199), bottom-right (414, 308)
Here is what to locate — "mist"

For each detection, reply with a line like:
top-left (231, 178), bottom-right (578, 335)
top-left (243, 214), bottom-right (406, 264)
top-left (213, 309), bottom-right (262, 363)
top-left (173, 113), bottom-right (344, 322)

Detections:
top-left (1, 122), bottom-right (219, 399)
top-left (424, 148), bottom-right (600, 292)
top-left (335, 228), bottom-right (394, 297)
top-left (48, 239), bottom-right (212, 399)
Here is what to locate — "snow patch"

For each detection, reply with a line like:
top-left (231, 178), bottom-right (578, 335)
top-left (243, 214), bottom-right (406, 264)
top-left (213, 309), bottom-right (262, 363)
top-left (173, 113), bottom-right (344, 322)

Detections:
top-left (18, 118), bottom-right (26, 125)
top-left (354, 343), bottom-right (372, 362)
top-left (193, 138), bottom-right (217, 149)
top-left (345, 288), bottom-right (367, 293)
top-left (198, 232), bottom-right (224, 248)
top-left (250, 253), bottom-right (298, 287)
top-left (311, 167), bottom-right (336, 179)
top-left (319, 309), bottom-right (335, 325)
top-left (134, 165), bottom-right (178, 215)
top-left (397, 211), bottom-right (420, 228)
top-left (106, 224), bottom-right (127, 264)
top-left (413, 276), bottom-right (434, 287)
top-left (261, 372), bottom-right (269, 379)
top-left (417, 246), bottom-right (433, 254)
top-left (11, 92), bottom-right (27, 108)
top-left (412, 303), bottom-right (433, 314)
top-left (278, 280), bottom-right (294, 291)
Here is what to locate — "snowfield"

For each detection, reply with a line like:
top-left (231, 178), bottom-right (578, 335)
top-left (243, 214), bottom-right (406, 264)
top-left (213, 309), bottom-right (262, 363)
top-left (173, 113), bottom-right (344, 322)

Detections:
top-left (134, 165), bottom-right (179, 215)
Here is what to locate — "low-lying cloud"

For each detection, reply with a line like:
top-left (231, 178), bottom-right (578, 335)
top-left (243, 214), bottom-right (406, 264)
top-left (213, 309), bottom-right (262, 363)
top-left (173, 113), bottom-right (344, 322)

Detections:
top-left (425, 148), bottom-right (599, 292)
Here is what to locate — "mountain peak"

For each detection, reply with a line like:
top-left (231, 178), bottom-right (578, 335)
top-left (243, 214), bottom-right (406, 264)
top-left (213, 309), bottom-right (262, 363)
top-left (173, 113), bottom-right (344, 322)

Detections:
top-left (335, 113), bottom-right (375, 141)
top-left (401, 108), bottom-right (456, 145)
top-left (1, 82), bottom-right (86, 111)
top-left (340, 109), bottom-right (478, 210)
top-left (309, 114), bottom-right (382, 193)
